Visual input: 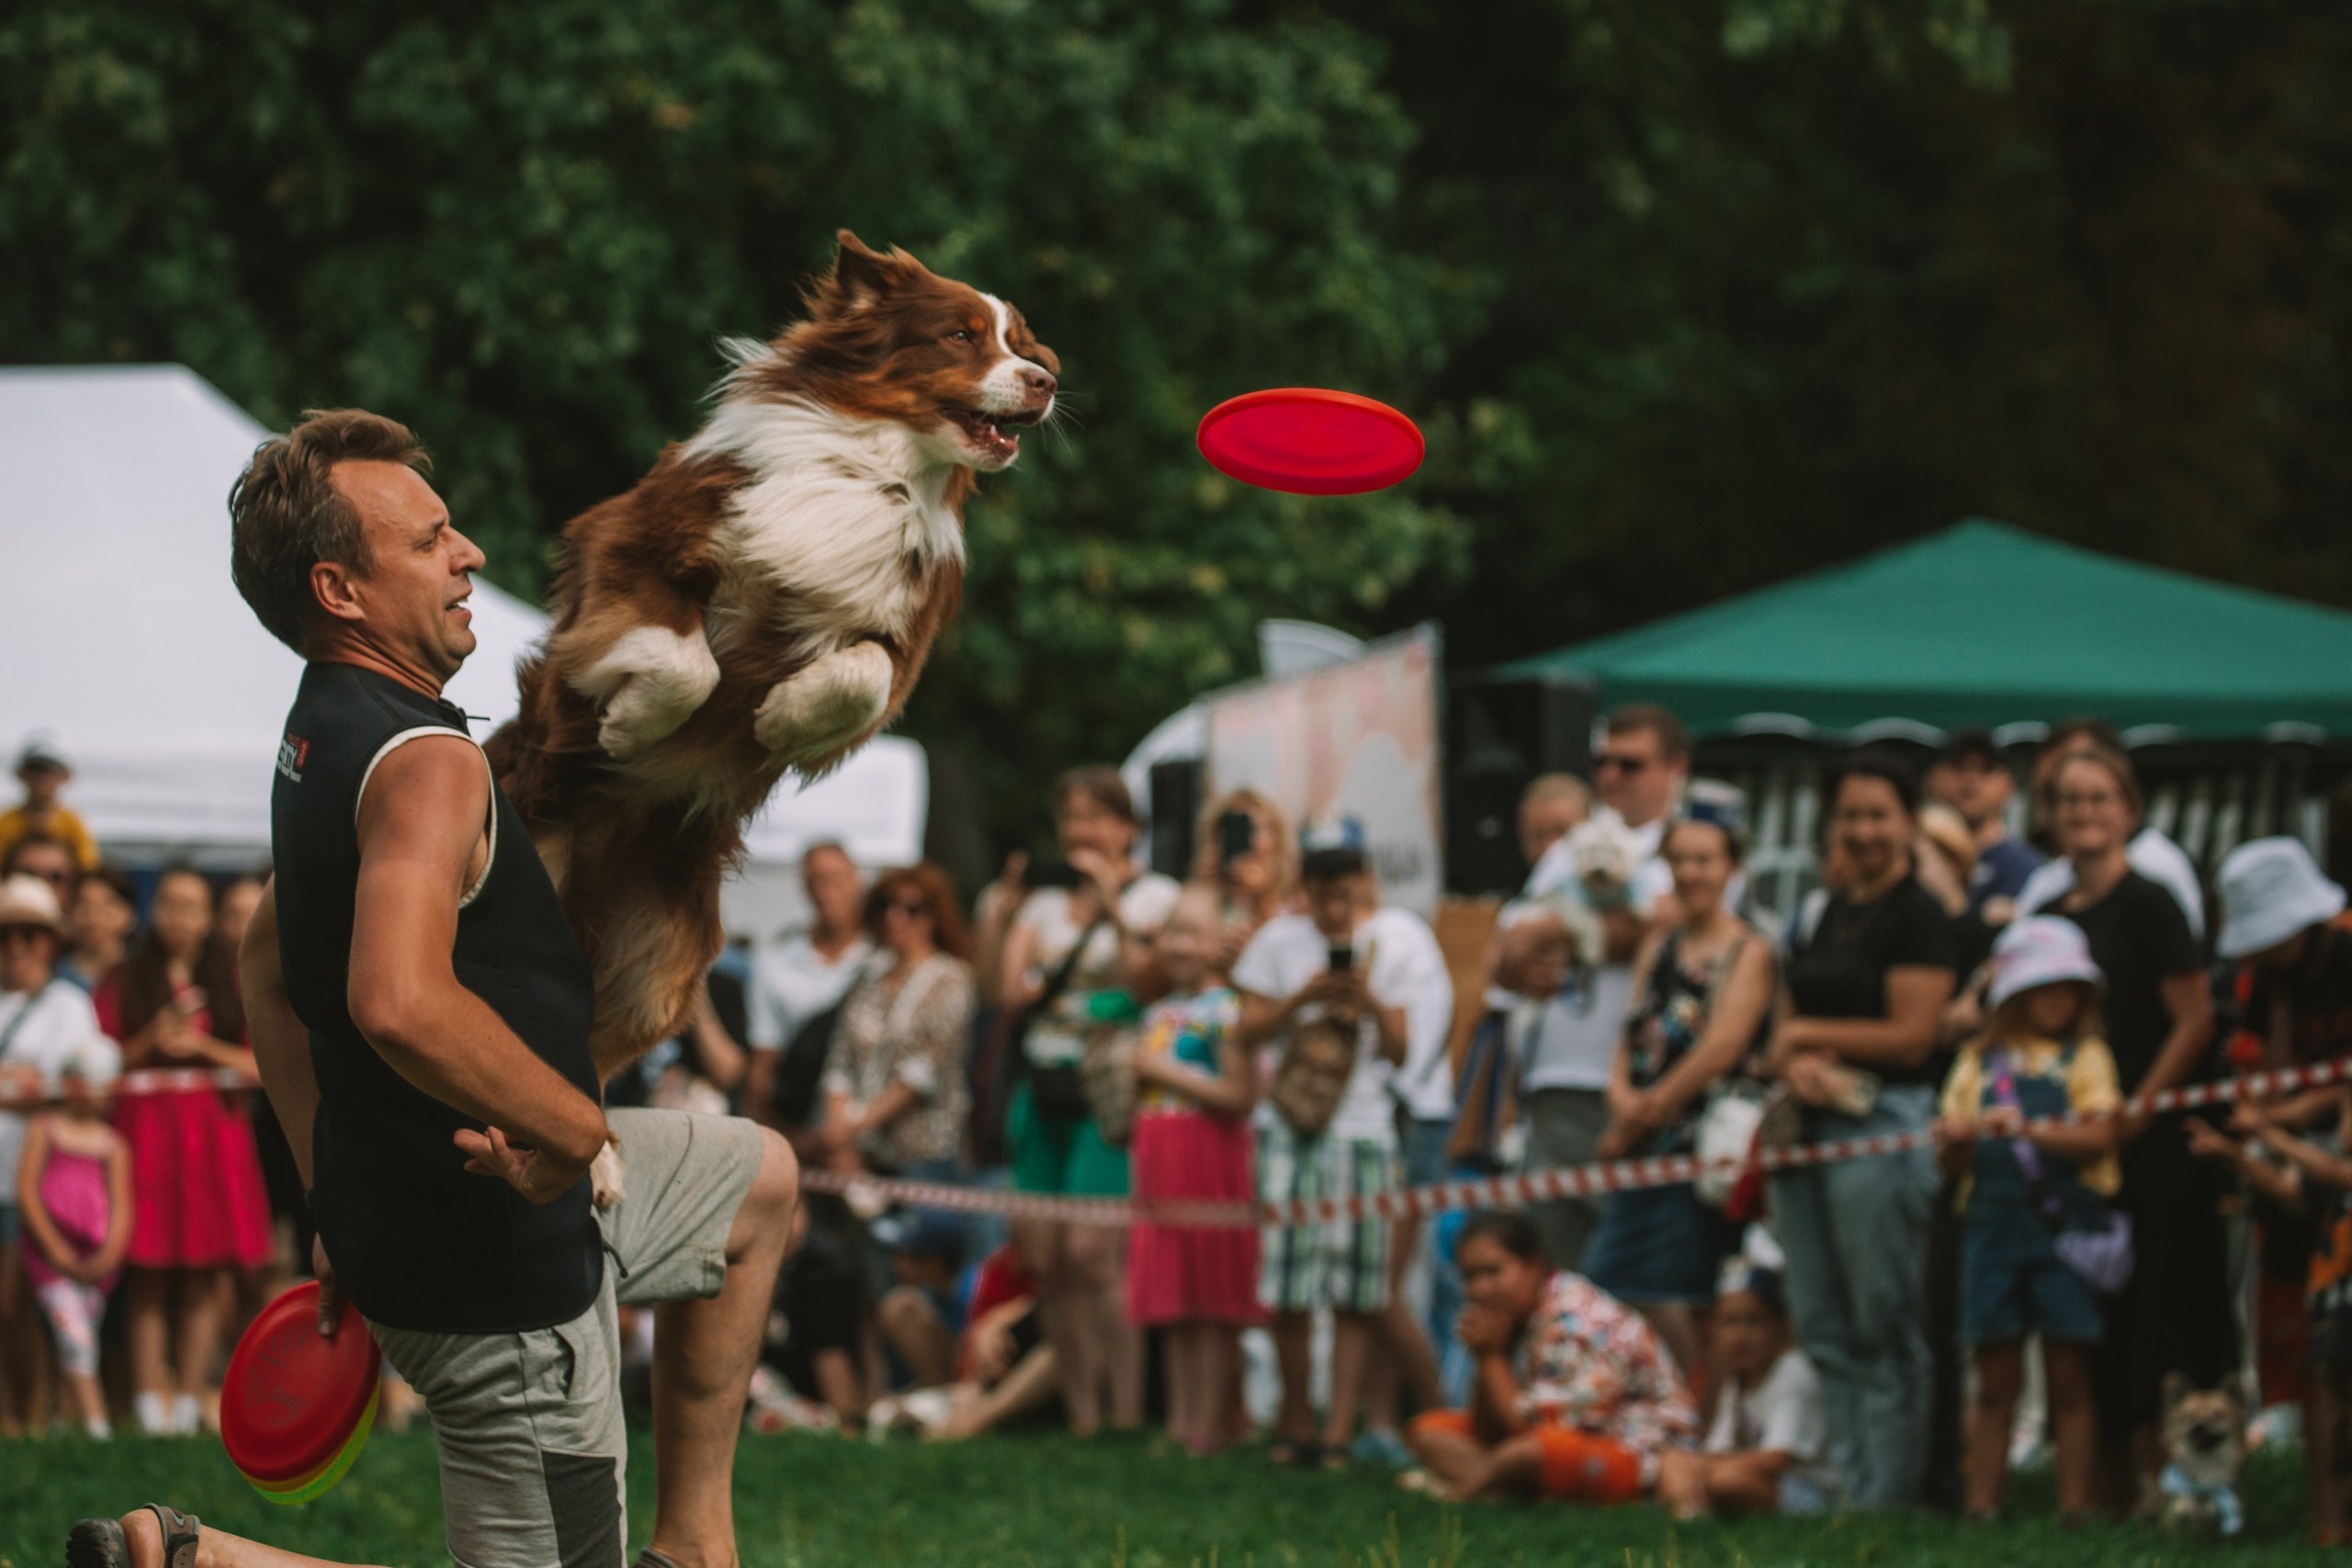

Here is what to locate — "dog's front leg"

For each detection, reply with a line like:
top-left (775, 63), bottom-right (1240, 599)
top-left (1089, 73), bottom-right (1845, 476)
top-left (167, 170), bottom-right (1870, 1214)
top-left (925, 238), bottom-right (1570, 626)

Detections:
top-left (753, 641), bottom-right (895, 763)
top-left (568, 623), bottom-right (722, 761)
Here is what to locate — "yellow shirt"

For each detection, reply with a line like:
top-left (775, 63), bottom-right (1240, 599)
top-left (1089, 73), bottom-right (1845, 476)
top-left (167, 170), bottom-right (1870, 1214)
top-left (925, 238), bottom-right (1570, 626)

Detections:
top-left (1939, 1035), bottom-right (2123, 1198)
top-left (0, 803), bottom-right (99, 872)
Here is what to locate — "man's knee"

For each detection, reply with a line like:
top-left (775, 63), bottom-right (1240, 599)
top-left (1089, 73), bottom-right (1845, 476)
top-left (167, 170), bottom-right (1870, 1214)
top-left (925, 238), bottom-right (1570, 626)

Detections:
top-left (748, 1126), bottom-right (799, 1223)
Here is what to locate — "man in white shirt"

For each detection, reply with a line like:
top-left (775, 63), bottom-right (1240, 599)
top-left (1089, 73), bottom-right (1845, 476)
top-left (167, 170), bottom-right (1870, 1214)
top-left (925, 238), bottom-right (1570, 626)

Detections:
top-left (1501, 705), bottom-right (1687, 1269)
top-left (1235, 833), bottom-right (1451, 1464)
top-left (742, 843), bottom-right (873, 1127)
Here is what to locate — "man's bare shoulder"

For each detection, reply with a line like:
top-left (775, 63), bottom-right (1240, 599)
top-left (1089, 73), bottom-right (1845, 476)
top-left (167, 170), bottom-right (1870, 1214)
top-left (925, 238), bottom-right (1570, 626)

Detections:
top-left (356, 731), bottom-right (490, 848)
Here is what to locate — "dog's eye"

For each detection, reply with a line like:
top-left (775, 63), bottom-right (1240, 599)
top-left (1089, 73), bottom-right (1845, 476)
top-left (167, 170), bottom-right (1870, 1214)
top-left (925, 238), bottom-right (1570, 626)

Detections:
top-left (945, 329), bottom-right (974, 344)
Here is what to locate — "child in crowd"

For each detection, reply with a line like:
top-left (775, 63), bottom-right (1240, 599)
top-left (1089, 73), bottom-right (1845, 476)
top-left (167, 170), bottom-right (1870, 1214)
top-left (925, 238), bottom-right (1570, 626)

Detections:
top-left (0, 739), bottom-right (99, 874)
top-left (16, 1039), bottom-right (130, 1438)
top-left (1125, 886), bottom-right (1261, 1455)
top-left (2188, 1088), bottom-right (2352, 1542)
top-left (1935, 917), bottom-right (2122, 1522)
top-left (1658, 1252), bottom-right (1835, 1517)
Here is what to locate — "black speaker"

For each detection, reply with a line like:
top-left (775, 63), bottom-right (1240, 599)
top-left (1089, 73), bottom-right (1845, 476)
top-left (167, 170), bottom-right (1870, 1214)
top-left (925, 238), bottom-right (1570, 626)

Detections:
top-left (1148, 758), bottom-right (1203, 881)
top-left (1444, 674), bottom-right (1599, 896)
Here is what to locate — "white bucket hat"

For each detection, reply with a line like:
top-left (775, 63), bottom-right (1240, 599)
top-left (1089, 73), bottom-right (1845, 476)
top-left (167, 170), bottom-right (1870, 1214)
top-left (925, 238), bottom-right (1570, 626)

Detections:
top-left (1988, 915), bottom-right (2105, 1010)
top-left (2216, 838), bottom-right (2346, 961)
top-left (0, 873), bottom-right (64, 934)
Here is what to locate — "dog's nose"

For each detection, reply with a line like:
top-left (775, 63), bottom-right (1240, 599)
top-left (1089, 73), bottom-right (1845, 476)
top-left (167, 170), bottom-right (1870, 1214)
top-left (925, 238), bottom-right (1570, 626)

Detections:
top-left (1018, 365), bottom-right (1057, 401)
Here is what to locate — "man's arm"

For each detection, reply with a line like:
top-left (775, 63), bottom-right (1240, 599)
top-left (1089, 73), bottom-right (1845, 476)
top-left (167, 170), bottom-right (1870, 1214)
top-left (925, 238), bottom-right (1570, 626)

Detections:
top-left (241, 879), bottom-right (319, 1188)
top-left (346, 738), bottom-right (606, 1199)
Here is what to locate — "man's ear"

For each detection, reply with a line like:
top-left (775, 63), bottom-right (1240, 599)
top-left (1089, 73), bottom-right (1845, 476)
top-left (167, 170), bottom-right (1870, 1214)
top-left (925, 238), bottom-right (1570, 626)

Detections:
top-left (311, 558), bottom-right (368, 626)
top-left (829, 231), bottom-right (902, 312)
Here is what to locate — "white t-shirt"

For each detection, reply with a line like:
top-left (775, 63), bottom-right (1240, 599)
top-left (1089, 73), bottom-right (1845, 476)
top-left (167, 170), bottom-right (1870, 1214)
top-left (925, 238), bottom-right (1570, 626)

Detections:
top-left (746, 932), bottom-right (874, 1051)
top-left (0, 980), bottom-right (119, 1201)
top-left (1704, 1347), bottom-right (1835, 1493)
top-left (2016, 827), bottom-right (2206, 938)
top-left (1232, 907), bottom-right (1454, 1142)
top-left (1013, 872), bottom-right (1182, 1066)
top-left (1508, 810), bottom-right (1668, 1092)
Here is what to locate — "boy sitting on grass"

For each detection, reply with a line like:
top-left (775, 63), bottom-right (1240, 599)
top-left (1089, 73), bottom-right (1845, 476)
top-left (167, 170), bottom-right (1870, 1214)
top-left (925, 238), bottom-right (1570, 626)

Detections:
top-left (1657, 1255), bottom-right (1835, 1517)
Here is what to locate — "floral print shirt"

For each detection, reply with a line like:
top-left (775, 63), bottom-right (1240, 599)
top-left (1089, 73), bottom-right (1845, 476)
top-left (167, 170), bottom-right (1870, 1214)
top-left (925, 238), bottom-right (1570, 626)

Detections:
top-left (1512, 1271), bottom-right (1699, 1454)
top-left (1134, 987), bottom-right (1241, 1116)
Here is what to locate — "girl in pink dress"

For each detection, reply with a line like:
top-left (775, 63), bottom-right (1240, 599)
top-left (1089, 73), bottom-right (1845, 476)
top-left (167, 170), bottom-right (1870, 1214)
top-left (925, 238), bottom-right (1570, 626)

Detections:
top-left (17, 1043), bottom-right (132, 1438)
top-left (93, 866), bottom-right (270, 1436)
top-left (1125, 886), bottom-right (1263, 1455)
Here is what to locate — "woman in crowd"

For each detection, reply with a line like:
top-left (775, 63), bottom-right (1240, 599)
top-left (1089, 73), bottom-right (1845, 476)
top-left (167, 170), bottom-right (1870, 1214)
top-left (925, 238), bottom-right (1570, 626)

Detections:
top-left (1125, 886), bottom-right (1261, 1456)
top-left (56, 865), bottom-right (136, 994)
top-left (992, 767), bottom-right (1181, 1436)
top-left (818, 863), bottom-right (976, 1183)
top-left (745, 842), bottom-right (873, 1132)
top-left (2038, 744), bottom-right (2224, 1509)
top-left (1406, 1210), bottom-right (1697, 1503)
top-left (1765, 755), bottom-right (1958, 1507)
top-left (0, 874), bottom-right (113, 1437)
top-left (1192, 787), bottom-right (1297, 973)
top-left (94, 865), bottom-right (271, 1436)
top-left (1586, 810), bottom-right (1775, 1391)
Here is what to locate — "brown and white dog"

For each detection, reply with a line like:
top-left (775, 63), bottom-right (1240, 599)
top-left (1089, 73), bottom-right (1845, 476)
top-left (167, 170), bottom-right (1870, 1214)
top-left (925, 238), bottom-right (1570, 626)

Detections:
top-left (487, 231), bottom-right (1057, 1079)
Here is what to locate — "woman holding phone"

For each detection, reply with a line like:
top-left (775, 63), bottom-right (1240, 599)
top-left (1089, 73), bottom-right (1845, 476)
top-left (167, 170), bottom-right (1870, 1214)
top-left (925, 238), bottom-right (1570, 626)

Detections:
top-left (94, 866), bottom-right (270, 1436)
top-left (1192, 788), bottom-right (1298, 976)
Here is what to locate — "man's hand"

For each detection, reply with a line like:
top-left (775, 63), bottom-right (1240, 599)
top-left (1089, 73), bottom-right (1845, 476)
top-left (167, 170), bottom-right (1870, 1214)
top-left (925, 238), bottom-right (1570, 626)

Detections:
top-left (312, 1233), bottom-right (342, 1338)
top-left (455, 1123), bottom-right (598, 1206)
top-left (1301, 967), bottom-right (1372, 1023)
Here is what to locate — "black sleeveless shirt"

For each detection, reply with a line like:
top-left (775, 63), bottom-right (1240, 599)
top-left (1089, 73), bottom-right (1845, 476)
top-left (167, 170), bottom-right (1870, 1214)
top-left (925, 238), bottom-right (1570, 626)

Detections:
top-left (270, 662), bottom-right (603, 1332)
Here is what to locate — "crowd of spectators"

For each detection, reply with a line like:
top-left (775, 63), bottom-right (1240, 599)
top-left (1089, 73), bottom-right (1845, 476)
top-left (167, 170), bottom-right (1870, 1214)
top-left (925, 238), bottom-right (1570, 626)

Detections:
top-left (6, 705), bottom-right (2351, 1537)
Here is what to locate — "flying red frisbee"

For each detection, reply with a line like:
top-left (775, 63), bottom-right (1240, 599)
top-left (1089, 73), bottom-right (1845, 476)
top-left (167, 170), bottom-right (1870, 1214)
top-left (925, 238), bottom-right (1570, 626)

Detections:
top-left (1196, 388), bottom-right (1425, 495)
top-left (220, 1280), bottom-right (382, 1506)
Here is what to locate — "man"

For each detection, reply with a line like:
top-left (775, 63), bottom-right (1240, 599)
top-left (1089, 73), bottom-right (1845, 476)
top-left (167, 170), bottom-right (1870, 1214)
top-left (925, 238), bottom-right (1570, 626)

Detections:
top-left (0, 738), bottom-right (99, 874)
top-left (2016, 718), bottom-right (2205, 936)
top-left (741, 841), bottom-right (872, 1130)
top-left (0, 831), bottom-right (78, 910)
top-left (72, 410), bottom-right (797, 1568)
top-left (1516, 773), bottom-right (1592, 874)
top-left (1504, 705), bottom-right (1687, 1269)
top-left (1932, 730), bottom-right (2041, 921)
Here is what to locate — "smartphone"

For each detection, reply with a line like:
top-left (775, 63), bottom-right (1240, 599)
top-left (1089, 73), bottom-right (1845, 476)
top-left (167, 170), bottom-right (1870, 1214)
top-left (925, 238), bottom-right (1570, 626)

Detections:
top-left (1216, 810), bottom-right (1256, 864)
top-left (1326, 944), bottom-right (1354, 974)
top-left (1024, 859), bottom-right (1084, 890)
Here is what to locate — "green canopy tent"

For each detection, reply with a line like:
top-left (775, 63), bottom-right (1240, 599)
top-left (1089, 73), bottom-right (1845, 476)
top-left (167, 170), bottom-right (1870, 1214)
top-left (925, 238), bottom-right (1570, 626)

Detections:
top-left (1501, 519), bottom-right (2352, 742)
top-left (1486, 520), bottom-right (2352, 913)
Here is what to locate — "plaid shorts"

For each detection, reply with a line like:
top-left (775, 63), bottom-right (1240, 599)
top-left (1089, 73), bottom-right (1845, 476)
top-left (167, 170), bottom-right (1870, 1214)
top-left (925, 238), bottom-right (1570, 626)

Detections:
top-left (1257, 1120), bottom-right (1394, 1314)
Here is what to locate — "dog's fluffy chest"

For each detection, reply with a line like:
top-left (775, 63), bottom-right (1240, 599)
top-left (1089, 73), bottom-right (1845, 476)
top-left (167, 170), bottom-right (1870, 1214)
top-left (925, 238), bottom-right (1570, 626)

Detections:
top-left (688, 395), bottom-right (963, 655)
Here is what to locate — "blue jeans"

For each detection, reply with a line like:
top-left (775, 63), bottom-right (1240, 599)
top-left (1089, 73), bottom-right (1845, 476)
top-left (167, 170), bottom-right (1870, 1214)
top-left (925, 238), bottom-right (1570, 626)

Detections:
top-left (1769, 1084), bottom-right (1939, 1510)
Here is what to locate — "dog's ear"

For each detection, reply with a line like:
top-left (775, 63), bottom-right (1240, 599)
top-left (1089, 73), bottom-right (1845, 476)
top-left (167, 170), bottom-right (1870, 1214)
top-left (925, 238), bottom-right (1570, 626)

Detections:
top-left (826, 231), bottom-right (904, 313)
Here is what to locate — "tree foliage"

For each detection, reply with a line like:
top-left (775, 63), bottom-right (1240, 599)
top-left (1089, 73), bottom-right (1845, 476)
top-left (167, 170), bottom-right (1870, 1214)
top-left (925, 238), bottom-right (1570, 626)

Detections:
top-left (8, 0), bottom-right (2352, 850)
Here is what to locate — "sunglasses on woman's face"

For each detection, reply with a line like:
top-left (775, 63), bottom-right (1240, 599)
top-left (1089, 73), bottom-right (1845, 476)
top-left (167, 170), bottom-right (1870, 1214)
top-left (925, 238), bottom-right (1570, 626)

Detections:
top-left (884, 898), bottom-right (931, 919)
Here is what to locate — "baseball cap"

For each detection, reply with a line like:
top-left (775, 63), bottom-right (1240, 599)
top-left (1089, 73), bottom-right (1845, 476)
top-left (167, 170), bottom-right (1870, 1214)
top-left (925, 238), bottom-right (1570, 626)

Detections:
top-left (15, 734), bottom-right (68, 773)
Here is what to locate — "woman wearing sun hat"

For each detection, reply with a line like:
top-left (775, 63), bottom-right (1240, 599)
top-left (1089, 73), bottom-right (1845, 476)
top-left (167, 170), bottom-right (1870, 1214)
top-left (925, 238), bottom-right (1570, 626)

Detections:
top-left (2216, 838), bottom-right (2352, 1073)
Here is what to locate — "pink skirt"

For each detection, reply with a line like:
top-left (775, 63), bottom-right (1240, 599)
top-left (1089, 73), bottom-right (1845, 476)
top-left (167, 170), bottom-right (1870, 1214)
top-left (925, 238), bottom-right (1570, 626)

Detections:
top-left (116, 1087), bottom-right (272, 1269)
top-left (1125, 1111), bottom-right (1263, 1327)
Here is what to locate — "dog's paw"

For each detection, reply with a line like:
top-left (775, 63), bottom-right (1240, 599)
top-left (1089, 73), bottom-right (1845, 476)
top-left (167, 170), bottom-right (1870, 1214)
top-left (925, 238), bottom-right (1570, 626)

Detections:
top-left (571, 626), bottom-right (721, 760)
top-left (590, 1139), bottom-right (626, 1211)
top-left (752, 642), bottom-right (894, 761)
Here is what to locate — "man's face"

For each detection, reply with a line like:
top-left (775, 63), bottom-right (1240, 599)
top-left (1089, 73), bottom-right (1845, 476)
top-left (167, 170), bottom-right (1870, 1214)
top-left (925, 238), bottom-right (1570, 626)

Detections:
top-left (1947, 755), bottom-right (2014, 829)
top-left (1304, 872), bottom-right (1367, 942)
top-left (1518, 794), bottom-right (1585, 868)
top-left (8, 841), bottom-right (74, 904)
top-left (322, 460), bottom-right (485, 683)
top-left (801, 847), bottom-right (865, 932)
top-left (1592, 727), bottom-right (1682, 826)
top-left (17, 763), bottom-right (65, 809)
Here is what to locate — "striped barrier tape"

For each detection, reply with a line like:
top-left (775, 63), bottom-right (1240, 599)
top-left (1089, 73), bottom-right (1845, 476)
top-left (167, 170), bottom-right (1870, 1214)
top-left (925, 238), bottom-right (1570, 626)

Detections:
top-left (0, 1066), bottom-right (258, 1107)
top-left (803, 1054), bottom-right (2352, 1229)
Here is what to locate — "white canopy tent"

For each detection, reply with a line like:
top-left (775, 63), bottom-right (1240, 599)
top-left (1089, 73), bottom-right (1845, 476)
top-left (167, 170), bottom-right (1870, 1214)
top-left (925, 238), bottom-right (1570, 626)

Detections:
top-left (0, 365), bottom-right (925, 936)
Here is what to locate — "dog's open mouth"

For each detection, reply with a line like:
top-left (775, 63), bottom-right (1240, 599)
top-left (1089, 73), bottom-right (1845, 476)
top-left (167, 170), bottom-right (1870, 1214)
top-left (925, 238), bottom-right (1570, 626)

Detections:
top-left (945, 405), bottom-right (1046, 462)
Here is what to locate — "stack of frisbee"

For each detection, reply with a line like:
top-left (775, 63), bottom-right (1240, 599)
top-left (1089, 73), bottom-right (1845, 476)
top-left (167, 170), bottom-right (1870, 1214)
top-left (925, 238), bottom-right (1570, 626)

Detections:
top-left (220, 1280), bottom-right (382, 1505)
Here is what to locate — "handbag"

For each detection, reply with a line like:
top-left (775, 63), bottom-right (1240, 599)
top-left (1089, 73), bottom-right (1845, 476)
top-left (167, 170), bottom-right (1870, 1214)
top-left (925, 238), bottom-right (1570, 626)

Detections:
top-left (1271, 1016), bottom-right (1356, 1143)
top-left (1694, 1087), bottom-right (1767, 1209)
top-left (1986, 1047), bottom-right (2136, 1293)
top-left (1076, 993), bottom-right (1143, 1148)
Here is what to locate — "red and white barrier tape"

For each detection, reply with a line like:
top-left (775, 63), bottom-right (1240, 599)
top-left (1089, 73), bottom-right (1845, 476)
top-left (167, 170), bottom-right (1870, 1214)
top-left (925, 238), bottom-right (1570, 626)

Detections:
top-left (0, 1066), bottom-right (256, 1109)
top-left (803, 1055), bottom-right (2352, 1230)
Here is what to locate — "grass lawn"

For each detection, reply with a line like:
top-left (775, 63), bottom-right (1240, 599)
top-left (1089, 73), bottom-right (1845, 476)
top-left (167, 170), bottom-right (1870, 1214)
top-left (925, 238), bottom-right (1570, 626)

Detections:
top-left (0, 1426), bottom-right (2333, 1568)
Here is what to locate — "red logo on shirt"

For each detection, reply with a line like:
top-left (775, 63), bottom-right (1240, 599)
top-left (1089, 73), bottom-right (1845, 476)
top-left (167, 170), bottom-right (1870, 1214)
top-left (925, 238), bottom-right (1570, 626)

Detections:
top-left (277, 733), bottom-right (310, 782)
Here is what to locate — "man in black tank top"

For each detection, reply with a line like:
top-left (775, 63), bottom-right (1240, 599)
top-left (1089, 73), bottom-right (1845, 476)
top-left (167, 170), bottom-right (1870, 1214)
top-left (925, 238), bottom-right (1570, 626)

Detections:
top-left (72, 412), bottom-right (796, 1568)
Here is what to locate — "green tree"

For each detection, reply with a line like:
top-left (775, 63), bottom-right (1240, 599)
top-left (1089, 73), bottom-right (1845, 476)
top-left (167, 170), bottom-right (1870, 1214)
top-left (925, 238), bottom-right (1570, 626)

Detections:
top-left (1, 0), bottom-right (1477, 850)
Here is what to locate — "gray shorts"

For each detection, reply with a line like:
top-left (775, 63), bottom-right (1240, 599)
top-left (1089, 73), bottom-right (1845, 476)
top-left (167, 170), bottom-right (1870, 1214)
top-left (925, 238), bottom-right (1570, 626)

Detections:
top-left (369, 1108), bottom-right (766, 1568)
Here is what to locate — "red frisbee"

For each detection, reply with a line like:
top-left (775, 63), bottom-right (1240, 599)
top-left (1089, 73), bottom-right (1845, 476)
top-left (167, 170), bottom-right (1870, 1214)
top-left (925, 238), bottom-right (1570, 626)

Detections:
top-left (220, 1281), bottom-right (382, 1496)
top-left (1196, 388), bottom-right (1425, 495)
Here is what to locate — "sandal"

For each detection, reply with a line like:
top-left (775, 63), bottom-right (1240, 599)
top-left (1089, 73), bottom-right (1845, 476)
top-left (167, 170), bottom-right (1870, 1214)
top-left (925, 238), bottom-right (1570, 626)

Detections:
top-left (66, 1505), bottom-right (199, 1568)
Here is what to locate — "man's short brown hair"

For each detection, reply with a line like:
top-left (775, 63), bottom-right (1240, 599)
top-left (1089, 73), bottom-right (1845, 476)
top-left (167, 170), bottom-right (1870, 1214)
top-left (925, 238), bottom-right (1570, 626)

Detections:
top-left (1603, 703), bottom-right (1690, 763)
top-left (229, 409), bottom-right (430, 655)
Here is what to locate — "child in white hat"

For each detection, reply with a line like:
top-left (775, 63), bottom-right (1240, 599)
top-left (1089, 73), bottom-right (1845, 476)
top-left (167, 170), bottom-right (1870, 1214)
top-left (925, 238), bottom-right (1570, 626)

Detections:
top-left (1936, 915), bottom-right (2125, 1522)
